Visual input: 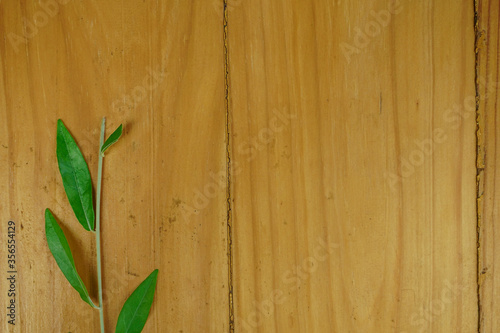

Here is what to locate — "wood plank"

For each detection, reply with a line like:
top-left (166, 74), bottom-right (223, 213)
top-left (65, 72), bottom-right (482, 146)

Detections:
top-left (477, 0), bottom-right (500, 331)
top-left (227, 0), bottom-right (477, 331)
top-left (0, 1), bottom-right (228, 331)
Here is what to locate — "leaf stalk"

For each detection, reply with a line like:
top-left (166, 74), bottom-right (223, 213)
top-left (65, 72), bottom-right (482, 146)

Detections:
top-left (96, 117), bottom-right (106, 332)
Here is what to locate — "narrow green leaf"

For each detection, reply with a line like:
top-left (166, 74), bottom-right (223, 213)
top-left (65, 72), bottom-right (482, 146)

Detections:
top-left (101, 124), bottom-right (123, 154)
top-left (57, 119), bottom-right (95, 231)
top-left (44, 209), bottom-right (96, 308)
top-left (115, 269), bottom-right (159, 333)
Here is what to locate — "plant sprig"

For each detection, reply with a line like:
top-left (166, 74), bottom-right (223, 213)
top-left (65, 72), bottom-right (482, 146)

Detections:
top-left (45, 118), bottom-right (158, 333)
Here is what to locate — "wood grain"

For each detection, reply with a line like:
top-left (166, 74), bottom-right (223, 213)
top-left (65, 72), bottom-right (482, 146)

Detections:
top-left (477, 0), bottom-right (500, 331)
top-left (0, 1), bottom-right (228, 332)
top-left (0, 0), bottom-right (493, 332)
top-left (227, 0), bottom-right (477, 332)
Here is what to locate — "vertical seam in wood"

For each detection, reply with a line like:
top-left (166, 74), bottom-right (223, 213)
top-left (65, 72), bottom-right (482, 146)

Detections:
top-left (474, 0), bottom-right (484, 331)
top-left (223, 0), bottom-right (235, 332)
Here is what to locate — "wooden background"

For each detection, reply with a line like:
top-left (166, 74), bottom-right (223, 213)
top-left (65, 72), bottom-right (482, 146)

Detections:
top-left (0, 0), bottom-right (497, 332)
top-left (478, 0), bottom-right (500, 332)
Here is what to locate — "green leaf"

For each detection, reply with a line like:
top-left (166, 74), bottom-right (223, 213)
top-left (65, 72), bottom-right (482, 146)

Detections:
top-left (44, 209), bottom-right (96, 308)
top-left (115, 269), bottom-right (159, 333)
top-left (57, 119), bottom-right (95, 231)
top-left (101, 124), bottom-right (123, 154)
